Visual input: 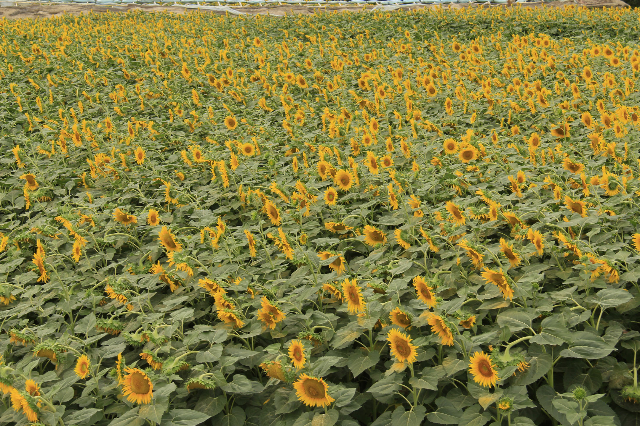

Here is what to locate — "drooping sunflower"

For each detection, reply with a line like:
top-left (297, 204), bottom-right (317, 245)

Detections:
top-left (481, 268), bottom-right (514, 300)
top-left (217, 309), bottom-right (244, 328)
top-left (499, 238), bottom-right (521, 268)
top-left (258, 296), bottom-right (286, 329)
top-left (113, 208), bottom-right (137, 225)
top-left (324, 187), bottom-right (338, 206)
top-left (24, 380), bottom-right (39, 397)
top-left (363, 225), bottom-right (386, 247)
top-left (550, 122), bottom-right (570, 138)
top-left (134, 146), bottom-right (145, 165)
top-left (122, 368), bottom-right (153, 404)
top-left (565, 196), bottom-right (587, 217)
top-left (387, 328), bottom-right (417, 364)
top-left (158, 226), bottom-right (182, 252)
top-left (260, 361), bottom-right (286, 381)
top-left (244, 230), bottom-right (257, 257)
top-left (445, 201), bottom-right (465, 226)
top-left (325, 222), bottom-right (352, 234)
top-left (632, 234), bottom-right (640, 252)
top-left (224, 116), bottom-right (237, 130)
top-left (394, 229), bottom-right (410, 250)
top-left (365, 151), bottom-right (379, 174)
top-left (288, 340), bottom-right (306, 369)
top-left (74, 355), bottom-right (90, 379)
top-left (264, 200), bottom-right (281, 226)
top-left (334, 170), bottom-right (353, 191)
top-left (458, 240), bottom-right (484, 270)
top-left (293, 374), bottom-right (335, 408)
top-left (387, 184), bottom-right (399, 210)
top-left (323, 283), bottom-right (343, 301)
top-left (389, 307), bottom-right (412, 329)
top-left (469, 351), bottom-right (499, 388)
top-left (20, 174), bottom-right (39, 191)
top-left (146, 209), bottom-right (160, 227)
top-left (72, 239), bottom-right (82, 263)
top-left (425, 313), bottom-right (454, 346)
top-left (413, 276), bottom-right (437, 308)
top-left (563, 158), bottom-right (585, 174)
top-left (459, 315), bottom-right (476, 329)
top-left (342, 278), bottom-right (366, 314)
top-left (527, 228), bottom-right (544, 256)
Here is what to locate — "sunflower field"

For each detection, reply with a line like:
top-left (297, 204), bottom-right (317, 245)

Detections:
top-left (1, 4), bottom-right (640, 425)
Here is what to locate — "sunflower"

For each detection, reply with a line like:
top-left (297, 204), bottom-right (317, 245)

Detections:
top-left (317, 161), bottom-right (332, 180)
top-left (363, 225), bottom-right (386, 247)
top-left (20, 174), bottom-right (39, 191)
top-left (565, 196), bottom-right (587, 217)
top-left (499, 238), bottom-right (521, 268)
top-left (224, 116), bottom-right (237, 130)
top-left (443, 139), bottom-right (458, 154)
top-left (72, 239), bottom-right (82, 263)
top-left (325, 222), bottom-right (352, 234)
top-left (147, 209), bottom-right (160, 226)
top-left (365, 151), bottom-right (379, 174)
top-left (413, 276), bottom-right (437, 308)
top-left (394, 229), bottom-right (410, 250)
top-left (334, 170), bottom-right (353, 191)
top-left (445, 201), bottom-right (465, 226)
top-left (469, 351), bottom-right (499, 388)
top-left (632, 234), bottom-right (640, 251)
top-left (380, 155), bottom-right (393, 168)
top-left (481, 268), bottom-right (514, 300)
top-left (342, 278), bottom-right (366, 314)
top-left (293, 374), bottom-right (335, 408)
top-left (258, 296), bottom-right (286, 330)
top-left (324, 187), bottom-right (338, 206)
top-left (217, 310), bottom-right (244, 328)
top-left (459, 146), bottom-right (478, 163)
top-left (24, 380), bottom-right (39, 397)
top-left (389, 307), bottom-right (412, 329)
top-left (323, 283), bottom-right (343, 301)
top-left (122, 368), bottom-right (153, 404)
top-left (387, 328), bottom-right (417, 363)
top-left (113, 208), bottom-right (137, 225)
top-left (459, 315), bottom-right (476, 329)
top-left (425, 313), bottom-right (454, 346)
top-left (134, 146), bottom-right (145, 165)
top-left (74, 355), bottom-right (90, 379)
top-left (260, 361), bottom-right (286, 381)
top-left (563, 158), bottom-right (585, 174)
top-left (550, 122), bottom-right (570, 138)
top-left (288, 340), bottom-right (306, 369)
top-left (328, 254), bottom-right (346, 275)
top-left (158, 226), bottom-right (182, 252)
top-left (528, 133), bottom-right (541, 150)
top-left (240, 143), bottom-right (255, 156)
top-left (140, 352), bottom-right (163, 370)
top-left (264, 200), bottom-right (281, 225)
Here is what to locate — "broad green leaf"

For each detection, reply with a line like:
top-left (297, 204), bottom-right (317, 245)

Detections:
top-left (196, 345), bottom-right (223, 363)
top-left (108, 408), bottom-right (144, 426)
top-left (496, 309), bottom-right (536, 333)
top-left (391, 405), bottom-right (426, 426)
top-left (588, 288), bottom-right (633, 309)
top-left (311, 409), bottom-right (339, 426)
top-left (64, 408), bottom-right (103, 425)
top-left (163, 409), bottom-right (211, 426)
top-left (511, 417), bottom-right (536, 426)
top-left (426, 406), bottom-right (460, 425)
top-left (458, 405), bottom-right (491, 426)
top-left (194, 395), bottom-right (226, 418)
top-left (218, 406), bottom-right (245, 426)
top-left (513, 352), bottom-right (552, 386)
top-left (139, 402), bottom-right (168, 424)
top-left (560, 332), bottom-right (615, 359)
top-left (347, 350), bottom-right (379, 378)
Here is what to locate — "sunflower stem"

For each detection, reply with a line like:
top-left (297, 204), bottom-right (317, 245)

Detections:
top-left (502, 335), bottom-right (533, 361)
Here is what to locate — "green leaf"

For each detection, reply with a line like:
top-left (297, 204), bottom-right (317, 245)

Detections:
top-left (218, 406), bottom-right (245, 426)
top-left (584, 417), bottom-right (617, 426)
top-left (511, 417), bottom-right (536, 426)
top-left (496, 309), bottom-right (536, 333)
top-left (536, 385), bottom-right (572, 426)
top-left (331, 324), bottom-right (364, 349)
top-left (194, 395), bottom-right (226, 418)
top-left (367, 375), bottom-right (400, 402)
top-left (552, 399), bottom-right (584, 425)
top-left (531, 326), bottom-right (572, 346)
top-left (331, 387), bottom-right (356, 407)
top-left (560, 332), bottom-right (615, 359)
top-left (312, 356), bottom-right (345, 377)
top-left (347, 350), bottom-right (379, 378)
top-left (588, 288), bottom-right (633, 309)
top-left (426, 405), bottom-right (461, 424)
top-left (64, 408), bottom-right (103, 425)
top-left (163, 409), bottom-right (212, 426)
top-left (220, 375), bottom-right (263, 395)
top-left (108, 408), bottom-right (144, 426)
top-left (513, 352), bottom-right (552, 386)
top-left (139, 401), bottom-right (168, 424)
top-left (196, 345), bottom-right (223, 363)
top-left (391, 405), bottom-right (426, 426)
top-left (458, 404), bottom-right (491, 426)
top-left (311, 409), bottom-right (339, 426)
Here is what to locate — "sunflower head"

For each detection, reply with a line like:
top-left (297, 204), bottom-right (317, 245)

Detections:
top-left (342, 278), bottom-right (366, 314)
top-left (363, 225), bottom-right (386, 247)
top-left (288, 340), bottom-right (306, 369)
top-left (122, 368), bottom-right (153, 404)
top-left (74, 355), bottom-right (90, 379)
top-left (469, 351), bottom-right (499, 388)
top-left (389, 307), bottom-right (412, 329)
top-left (293, 374), bottom-right (335, 408)
top-left (158, 226), bottom-right (182, 252)
top-left (334, 170), bottom-right (353, 191)
top-left (387, 328), bottom-right (418, 364)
